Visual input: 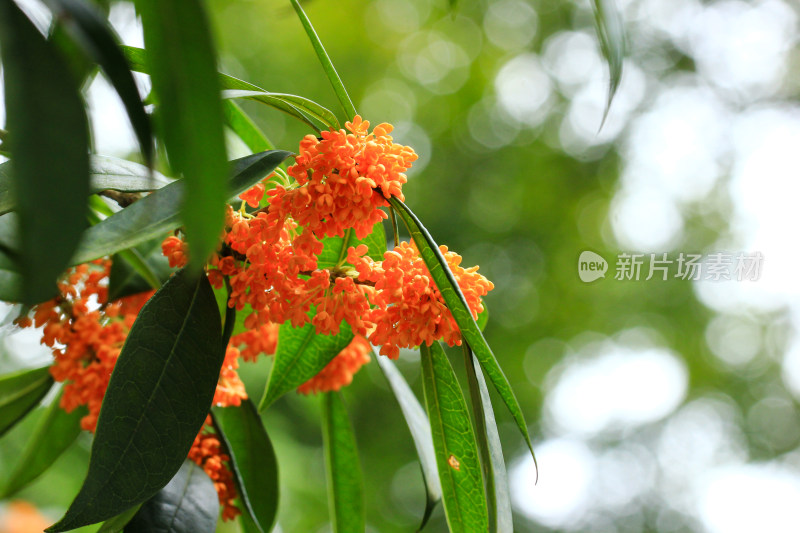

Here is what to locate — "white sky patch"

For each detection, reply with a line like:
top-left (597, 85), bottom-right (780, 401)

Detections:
top-left (544, 341), bottom-right (687, 436)
top-left (610, 187), bottom-right (684, 251)
top-left (697, 463), bottom-right (800, 533)
top-left (511, 438), bottom-right (595, 529)
top-left (495, 54), bottom-right (553, 128)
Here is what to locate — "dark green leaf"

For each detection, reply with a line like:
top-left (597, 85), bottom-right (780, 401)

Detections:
top-left (212, 400), bottom-right (279, 533)
top-left (259, 318), bottom-right (354, 410)
top-left (1, 387), bottom-right (85, 498)
top-left (463, 348), bottom-right (513, 533)
top-left (69, 151), bottom-right (291, 265)
top-left (134, 0), bottom-right (228, 272)
top-left (125, 460), bottom-right (218, 533)
top-left (108, 236), bottom-right (170, 301)
top-left (323, 392), bottom-right (365, 533)
top-left (43, 0), bottom-right (154, 165)
top-left (122, 45), bottom-right (324, 134)
top-left (376, 354), bottom-right (441, 530)
top-left (0, 157), bottom-right (170, 217)
top-left (592, 0), bottom-right (625, 128)
top-left (420, 343), bottom-right (487, 532)
top-left (288, 0), bottom-right (357, 120)
top-left (95, 505), bottom-right (140, 533)
top-left (390, 197), bottom-right (537, 475)
top-left (47, 269), bottom-right (223, 532)
top-left (0, 365), bottom-right (53, 437)
top-left (0, 0), bottom-right (90, 304)
top-left (223, 100), bottom-right (275, 153)
top-left (317, 223), bottom-right (387, 270)
top-left (0, 248), bottom-right (23, 302)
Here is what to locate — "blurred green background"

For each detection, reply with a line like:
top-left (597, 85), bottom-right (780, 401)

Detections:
top-left (2, 0), bottom-right (800, 531)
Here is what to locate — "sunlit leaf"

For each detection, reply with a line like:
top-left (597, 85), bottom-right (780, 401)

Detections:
top-left (124, 461), bottom-right (218, 533)
top-left (0, 365), bottom-right (53, 437)
top-left (47, 269), bottom-right (222, 532)
top-left (134, 0), bottom-right (228, 272)
top-left (222, 89), bottom-right (340, 131)
top-left (288, 0), bottom-right (357, 120)
top-left (323, 392), bottom-right (365, 532)
top-left (317, 223), bottom-right (387, 270)
top-left (69, 150), bottom-right (291, 265)
top-left (420, 342), bottom-right (487, 532)
top-left (42, 0), bottom-right (154, 165)
top-left (592, 0), bottom-right (625, 128)
top-left (0, 0), bottom-right (90, 304)
top-left (259, 319), bottom-right (353, 410)
top-left (376, 353), bottom-right (441, 529)
top-left (463, 348), bottom-right (513, 533)
top-left (212, 400), bottom-right (279, 533)
top-left (1, 387), bottom-right (85, 498)
top-left (223, 100), bottom-right (275, 153)
top-left (390, 197), bottom-right (537, 475)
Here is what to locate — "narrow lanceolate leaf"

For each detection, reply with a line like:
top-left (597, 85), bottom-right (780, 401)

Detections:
top-left (135, 0), bottom-right (228, 272)
top-left (47, 269), bottom-right (222, 532)
top-left (42, 0), bottom-right (154, 165)
top-left (223, 100), bottom-right (275, 153)
top-left (107, 238), bottom-right (169, 301)
top-left (463, 348), bottom-right (513, 533)
top-left (288, 0), bottom-right (357, 120)
top-left (317, 223), bottom-right (387, 270)
top-left (592, 0), bottom-right (625, 128)
top-left (420, 343), bottom-right (487, 532)
top-left (95, 505), bottom-right (141, 533)
top-left (212, 400), bottom-right (279, 533)
top-left (376, 354), bottom-right (441, 530)
top-left (0, 366), bottom-right (53, 437)
top-left (122, 45), bottom-right (327, 134)
top-left (70, 151), bottom-right (291, 265)
top-left (323, 392), bottom-right (365, 533)
top-left (124, 461), bottom-right (219, 533)
top-left (1, 388), bottom-right (85, 498)
top-left (0, 0), bottom-right (90, 304)
top-left (260, 319), bottom-right (353, 410)
top-left (390, 197), bottom-right (537, 475)
top-left (0, 157), bottom-right (170, 216)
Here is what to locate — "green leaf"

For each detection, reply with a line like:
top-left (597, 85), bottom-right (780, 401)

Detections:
top-left (0, 0), bottom-right (90, 304)
top-left (390, 197), bottom-right (537, 475)
top-left (317, 222), bottom-right (387, 270)
top-left (1, 387), bottom-right (85, 498)
top-left (134, 0), bottom-right (228, 272)
top-left (95, 505), bottom-right (141, 533)
top-left (375, 354), bottom-right (441, 530)
top-left (476, 304), bottom-right (489, 333)
top-left (288, 0), bottom-right (357, 120)
top-left (463, 348), bottom-right (513, 533)
top-left (125, 460), bottom-right (219, 533)
top-left (323, 392), bottom-right (365, 533)
top-left (0, 156), bottom-right (170, 217)
top-left (0, 365), bottom-right (54, 437)
top-left (420, 343), bottom-right (487, 532)
top-left (69, 150), bottom-right (291, 266)
top-left (42, 0), bottom-right (154, 165)
top-left (122, 45), bottom-right (325, 134)
top-left (222, 89), bottom-right (340, 131)
top-left (223, 100), bottom-right (275, 152)
top-left (107, 236), bottom-right (170, 301)
top-left (0, 248), bottom-right (23, 302)
top-left (592, 0), bottom-right (625, 128)
top-left (47, 269), bottom-right (223, 532)
top-left (212, 400), bottom-right (279, 533)
top-left (259, 318), bottom-right (354, 410)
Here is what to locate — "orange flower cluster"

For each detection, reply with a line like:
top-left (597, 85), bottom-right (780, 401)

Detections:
top-left (297, 336), bottom-right (371, 394)
top-left (349, 241), bottom-right (494, 359)
top-left (189, 417), bottom-right (241, 521)
top-left (276, 115), bottom-right (417, 240)
top-left (14, 260), bottom-right (152, 431)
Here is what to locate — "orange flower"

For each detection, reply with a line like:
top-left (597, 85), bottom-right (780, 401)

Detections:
top-left (297, 336), bottom-right (371, 394)
top-left (188, 418), bottom-right (240, 521)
